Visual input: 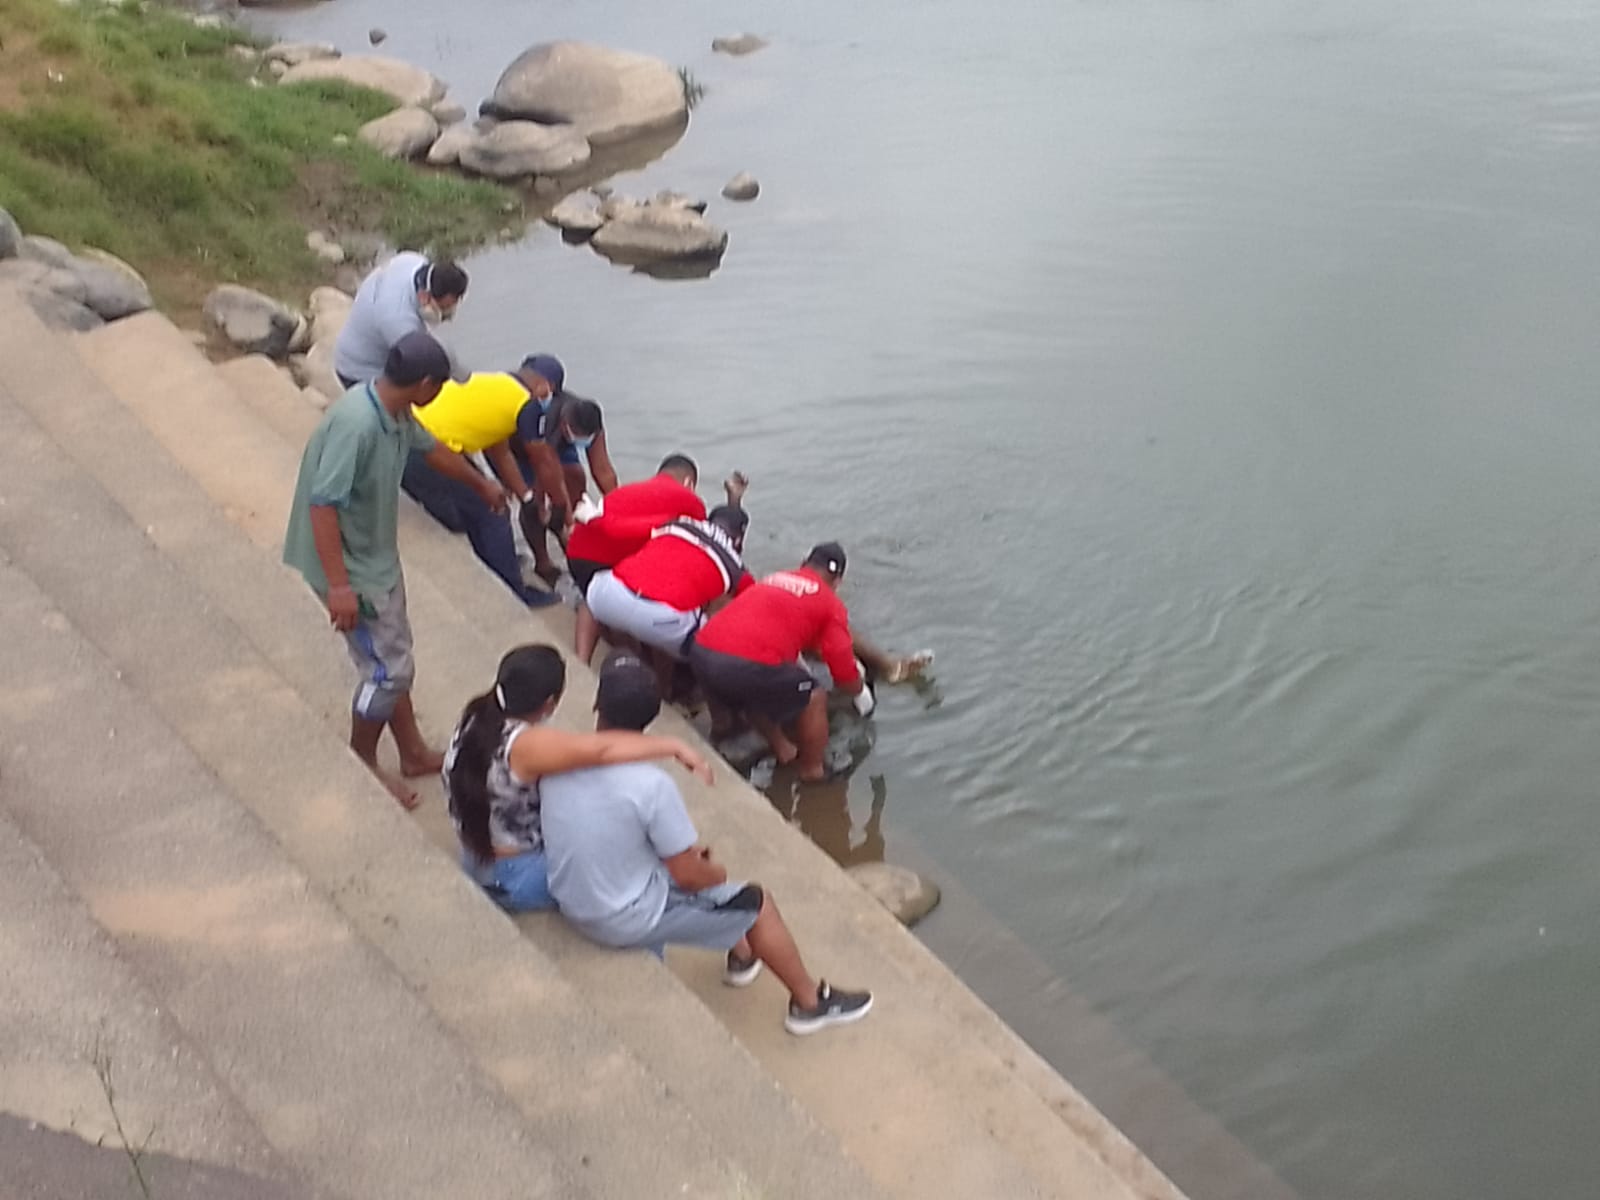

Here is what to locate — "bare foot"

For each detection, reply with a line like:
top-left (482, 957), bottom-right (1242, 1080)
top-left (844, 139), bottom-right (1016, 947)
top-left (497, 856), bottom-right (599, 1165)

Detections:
top-left (374, 766), bottom-right (421, 810)
top-left (398, 747), bottom-right (445, 778)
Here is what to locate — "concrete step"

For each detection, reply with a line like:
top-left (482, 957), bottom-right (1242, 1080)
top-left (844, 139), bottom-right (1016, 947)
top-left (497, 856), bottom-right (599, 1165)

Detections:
top-left (63, 306), bottom-right (889, 1199)
top-left (0, 808), bottom-right (308, 1197)
top-left (195, 318), bottom-right (1194, 1200)
top-left (0, 291), bottom-right (873, 1200)
top-left (64, 304), bottom-right (1184, 1198)
top-left (0, 551), bottom-right (582, 1200)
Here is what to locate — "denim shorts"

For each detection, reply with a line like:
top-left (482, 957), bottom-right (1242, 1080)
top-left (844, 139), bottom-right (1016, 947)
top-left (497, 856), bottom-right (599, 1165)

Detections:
top-left (639, 881), bottom-right (762, 954)
top-left (465, 849), bottom-right (555, 913)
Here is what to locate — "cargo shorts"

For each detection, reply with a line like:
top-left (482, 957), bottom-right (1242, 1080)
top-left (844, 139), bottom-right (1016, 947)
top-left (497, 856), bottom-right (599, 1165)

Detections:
top-left (342, 577), bottom-right (415, 722)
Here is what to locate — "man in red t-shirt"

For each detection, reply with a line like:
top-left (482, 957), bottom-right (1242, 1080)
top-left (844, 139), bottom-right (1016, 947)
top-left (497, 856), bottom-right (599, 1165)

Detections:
top-left (587, 506), bottom-right (754, 687)
top-left (689, 542), bottom-right (865, 782)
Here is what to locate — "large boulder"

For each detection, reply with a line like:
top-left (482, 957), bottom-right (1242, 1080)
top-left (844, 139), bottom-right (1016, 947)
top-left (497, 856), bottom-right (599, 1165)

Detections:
top-left (590, 203), bottom-right (728, 266)
top-left (482, 42), bottom-right (687, 146)
top-left (0, 208), bottom-right (19, 259)
top-left (358, 106), bottom-right (439, 159)
top-left (457, 120), bottom-right (591, 179)
top-left (18, 235), bottom-right (77, 270)
top-left (203, 284), bottom-right (300, 358)
top-left (845, 863), bottom-right (941, 927)
top-left (279, 56), bottom-right (447, 111)
top-left (72, 256), bottom-right (152, 320)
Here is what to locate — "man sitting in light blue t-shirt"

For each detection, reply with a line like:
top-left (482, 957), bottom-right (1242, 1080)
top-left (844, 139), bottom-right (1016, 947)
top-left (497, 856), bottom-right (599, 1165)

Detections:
top-left (540, 655), bottom-right (874, 1037)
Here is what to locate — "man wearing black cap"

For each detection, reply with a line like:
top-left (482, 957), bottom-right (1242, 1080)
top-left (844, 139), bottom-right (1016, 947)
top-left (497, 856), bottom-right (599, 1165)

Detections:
top-left (541, 656), bottom-right (874, 1035)
top-left (334, 252), bottom-right (469, 388)
top-left (688, 543), bottom-right (864, 782)
top-left (585, 505), bottom-right (754, 690)
top-left (284, 331), bottom-right (508, 809)
top-left (399, 355), bottom-right (573, 607)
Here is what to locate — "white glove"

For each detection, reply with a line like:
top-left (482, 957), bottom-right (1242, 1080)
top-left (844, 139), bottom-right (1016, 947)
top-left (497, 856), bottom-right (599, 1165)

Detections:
top-left (572, 493), bottom-right (603, 524)
top-left (853, 676), bottom-right (877, 717)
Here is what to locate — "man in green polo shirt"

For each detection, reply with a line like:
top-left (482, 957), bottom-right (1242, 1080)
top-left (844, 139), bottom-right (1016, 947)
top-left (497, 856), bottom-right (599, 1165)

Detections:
top-left (284, 331), bottom-right (508, 809)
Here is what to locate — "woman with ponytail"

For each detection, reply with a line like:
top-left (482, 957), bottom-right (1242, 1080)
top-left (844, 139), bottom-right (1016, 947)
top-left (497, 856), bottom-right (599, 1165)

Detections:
top-left (444, 644), bottom-right (714, 911)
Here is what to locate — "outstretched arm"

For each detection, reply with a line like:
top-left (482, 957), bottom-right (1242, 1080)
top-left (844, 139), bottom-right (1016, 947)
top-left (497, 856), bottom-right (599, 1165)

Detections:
top-left (510, 726), bottom-right (714, 783)
top-left (585, 429), bottom-right (620, 495)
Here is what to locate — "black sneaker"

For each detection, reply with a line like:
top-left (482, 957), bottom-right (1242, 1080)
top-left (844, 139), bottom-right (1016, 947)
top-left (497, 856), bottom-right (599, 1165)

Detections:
top-left (723, 949), bottom-right (762, 988)
top-left (784, 981), bottom-right (873, 1036)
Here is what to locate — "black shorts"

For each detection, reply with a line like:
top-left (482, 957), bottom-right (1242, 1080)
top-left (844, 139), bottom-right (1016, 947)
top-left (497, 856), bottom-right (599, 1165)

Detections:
top-left (688, 644), bottom-right (817, 725)
top-left (569, 557), bottom-right (607, 596)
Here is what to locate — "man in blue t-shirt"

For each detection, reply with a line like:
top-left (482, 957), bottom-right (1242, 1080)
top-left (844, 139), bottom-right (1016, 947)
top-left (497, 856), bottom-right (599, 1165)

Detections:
top-left (541, 656), bottom-right (874, 1036)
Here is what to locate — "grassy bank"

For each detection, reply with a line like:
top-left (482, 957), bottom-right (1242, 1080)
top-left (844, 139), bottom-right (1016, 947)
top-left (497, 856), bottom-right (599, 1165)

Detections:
top-left (0, 0), bottom-right (520, 316)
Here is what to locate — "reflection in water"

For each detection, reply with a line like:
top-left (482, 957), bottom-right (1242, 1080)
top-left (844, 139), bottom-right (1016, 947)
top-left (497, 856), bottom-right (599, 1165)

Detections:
top-left (768, 772), bottom-right (888, 868)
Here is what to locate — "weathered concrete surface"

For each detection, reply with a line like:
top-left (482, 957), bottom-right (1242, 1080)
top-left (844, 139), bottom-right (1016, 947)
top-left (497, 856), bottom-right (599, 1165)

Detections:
top-left (0, 295), bottom-right (872, 1200)
top-left (0, 814), bottom-right (290, 1187)
top-left (57, 308), bottom-right (1191, 1200)
top-left (0, 555), bottom-right (577, 1200)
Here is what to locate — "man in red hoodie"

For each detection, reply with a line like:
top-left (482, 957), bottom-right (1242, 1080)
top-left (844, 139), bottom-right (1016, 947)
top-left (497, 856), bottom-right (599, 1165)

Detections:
top-left (688, 542), bottom-right (864, 782)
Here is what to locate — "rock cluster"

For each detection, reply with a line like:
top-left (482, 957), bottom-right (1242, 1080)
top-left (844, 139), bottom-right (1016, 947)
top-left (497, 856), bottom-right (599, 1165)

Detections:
top-left (0, 214), bottom-right (153, 332)
top-left (542, 191), bottom-right (729, 270)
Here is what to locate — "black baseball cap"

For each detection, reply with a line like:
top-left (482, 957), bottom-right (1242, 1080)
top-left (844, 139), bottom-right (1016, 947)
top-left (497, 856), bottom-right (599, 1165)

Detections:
top-left (597, 653), bottom-right (662, 731)
top-left (384, 331), bottom-right (453, 386)
top-left (805, 541), bottom-right (847, 576)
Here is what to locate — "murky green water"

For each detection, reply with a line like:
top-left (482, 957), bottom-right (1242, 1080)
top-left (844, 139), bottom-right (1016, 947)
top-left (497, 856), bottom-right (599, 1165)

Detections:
top-left (258, 2), bottom-right (1600, 1195)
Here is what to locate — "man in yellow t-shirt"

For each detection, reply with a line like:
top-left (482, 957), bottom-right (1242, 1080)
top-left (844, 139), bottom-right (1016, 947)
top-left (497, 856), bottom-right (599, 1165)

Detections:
top-left (402, 356), bottom-right (570, 607)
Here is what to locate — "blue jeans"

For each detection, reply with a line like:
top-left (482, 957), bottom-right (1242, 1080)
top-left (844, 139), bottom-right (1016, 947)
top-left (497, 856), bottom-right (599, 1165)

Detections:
top-left (402, 450), bottom-right (535, 604)
top-left (465, 849), bottom-right (555, 912)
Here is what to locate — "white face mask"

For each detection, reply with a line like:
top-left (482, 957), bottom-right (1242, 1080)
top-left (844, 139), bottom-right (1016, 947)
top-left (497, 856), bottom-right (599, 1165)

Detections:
top-left (420, 300), bottom-right (443, 327)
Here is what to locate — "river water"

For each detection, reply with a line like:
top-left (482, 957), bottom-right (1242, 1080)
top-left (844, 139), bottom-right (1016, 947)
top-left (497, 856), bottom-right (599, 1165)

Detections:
top-left (256, 2), bottom-right (1600, 1196)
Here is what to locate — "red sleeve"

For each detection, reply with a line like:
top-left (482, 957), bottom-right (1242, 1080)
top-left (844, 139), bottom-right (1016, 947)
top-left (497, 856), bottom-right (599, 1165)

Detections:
top-left (683, 493), bottom-right (708, 521)
top-left (732, 571), bottom-right (756, 596)
top-left (587, 509), bottom-right (667, 541)
top-left (814, 599), bottom-right (859, 687)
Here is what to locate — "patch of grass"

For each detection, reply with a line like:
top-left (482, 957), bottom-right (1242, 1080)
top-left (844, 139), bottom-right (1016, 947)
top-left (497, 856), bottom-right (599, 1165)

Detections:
top-left (0, 0), bottom-right (521, 315)
top-left (677, 66), bottom-right (705, 111)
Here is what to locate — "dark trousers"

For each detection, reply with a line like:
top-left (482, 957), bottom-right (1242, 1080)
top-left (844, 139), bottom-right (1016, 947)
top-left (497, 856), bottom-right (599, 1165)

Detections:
top-left (401, 449), bottom-right (531, 603)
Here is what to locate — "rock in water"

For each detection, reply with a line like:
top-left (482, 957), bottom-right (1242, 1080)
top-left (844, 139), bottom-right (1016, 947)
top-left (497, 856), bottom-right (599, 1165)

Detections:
top-left (652, 189), bottom-right (708, 214)
top-left (358, 107), bottom-right (440, 159)
top-left (368, 28), bottom-right (388, 47)
top-left (279, 56), bottom-right (447, 111)
top-left (846, 863), bottom-right (941, 927)
top-left (203, 285), bottom-right (300, 359)
top-left (425, 123), bottom-right (477, 167)
top-left (482, 41), bottom-right (687, 146)
top-left (711, 34), bottom-right (769, 56)
top-left (590, 204), bottom-right (728, 266)
top-left (0, 208), bottom-right (20, 259)
top-left (722, 172), bottom-right (760, 201)
top-left (457, 121), bottom-right (591, 179)
top-left (545, 194), bottom-right (605, 238)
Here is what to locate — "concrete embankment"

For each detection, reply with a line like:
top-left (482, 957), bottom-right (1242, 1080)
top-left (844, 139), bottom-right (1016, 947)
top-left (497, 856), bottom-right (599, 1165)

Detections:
top-left (0, 284), bottom-right (1187, 1199)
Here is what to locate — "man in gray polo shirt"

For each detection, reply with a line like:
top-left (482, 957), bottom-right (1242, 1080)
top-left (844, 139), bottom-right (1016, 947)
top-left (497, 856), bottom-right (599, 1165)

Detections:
top-left (284, 332), bottom-right (508, 810)
top-left (334, 252), bottom-right (469, 388)
top-left (542, 655), bottom-right (874, 1036)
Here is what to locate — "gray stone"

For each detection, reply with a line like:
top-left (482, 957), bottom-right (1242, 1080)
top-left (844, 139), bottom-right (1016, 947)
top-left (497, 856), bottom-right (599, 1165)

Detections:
top-left (0, 208), bottom-right (21, 260)
top-left (21, 289), bottom-right (104, 332)
top-left (545, 194), bottom-right (605, 237)
top-left (425, 122), bottom-right (477, 167)
top-left (482, 41), bottom-right (687, 146)
top-left (598, 193), bottom-right (640, 221)
top-left (267, 60), bottom-right (289, 80)
top-left (72, 256), bottom-right (152, 321)
top-left (264, 42), bottom-right (340, 68)
top-left (590, 204), bottom-right (728, 265)
top-left (202, 284), bottom-right (299, 358)
top-left (722, 172), bottom-right (760, 201)
top-left (307, 286), bottom-right (353, 347)
top-left (358, 106), bottom-right (439, 159)
top-left (430, 101), bottom-right (467, 127)
top-left (302, 337), bottom-right (344, 401)
top-left (652, 189), bottom-right (708, 214)
top-left (280, 56), bottom-right (447, 111)
top-left (368, 28), bottom-right (388, 47)
top-left (711, 33), bottom-right (769, 56)
top-left (846, 863), bottom-right (941, 927)
top-left (18, 235), bottom-right (77, 270)
top-left (0, 259), bottom-right (89, 306)
top-left (457, 120), bottom-right (591, 179)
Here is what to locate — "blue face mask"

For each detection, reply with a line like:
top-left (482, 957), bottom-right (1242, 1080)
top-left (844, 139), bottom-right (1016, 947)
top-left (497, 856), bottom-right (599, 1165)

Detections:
top-left (568, 433), bottom-right (595, 451)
